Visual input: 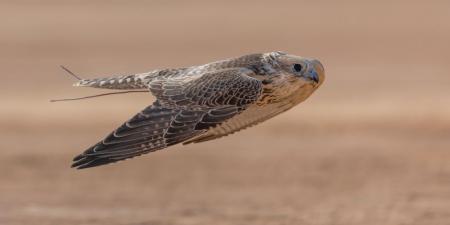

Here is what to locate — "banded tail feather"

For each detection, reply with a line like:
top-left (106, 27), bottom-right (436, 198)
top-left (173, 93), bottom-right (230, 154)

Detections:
top-left (74, 73), bottom-right (153, 90)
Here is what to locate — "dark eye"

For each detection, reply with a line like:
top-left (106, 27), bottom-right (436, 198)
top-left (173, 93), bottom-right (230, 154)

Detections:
top-left (293, 64), bottom-right (303, 72)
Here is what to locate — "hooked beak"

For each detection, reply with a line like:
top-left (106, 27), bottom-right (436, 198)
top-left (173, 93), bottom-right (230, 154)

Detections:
top-left (304, 59), bottom-right (324, 84)
top-left (307, 69), bottom-right (319, 83)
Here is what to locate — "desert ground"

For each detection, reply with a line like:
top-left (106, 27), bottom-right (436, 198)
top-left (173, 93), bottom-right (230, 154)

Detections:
top-left (1, 1), bottom-right (450, 224)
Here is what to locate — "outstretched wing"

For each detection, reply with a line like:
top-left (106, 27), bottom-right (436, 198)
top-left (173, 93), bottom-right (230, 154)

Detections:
top-left (72, 68), bottom-right (262, 169)
top-left (72, 101), bottom-right (201, 169)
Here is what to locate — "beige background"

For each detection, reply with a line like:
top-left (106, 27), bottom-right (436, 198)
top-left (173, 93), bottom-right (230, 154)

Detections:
top-left (1, 1), bottom-right (450, 224)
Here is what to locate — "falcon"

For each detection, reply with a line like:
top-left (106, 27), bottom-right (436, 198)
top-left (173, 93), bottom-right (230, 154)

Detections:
top-left (70, 51), bottom-right (325, 169)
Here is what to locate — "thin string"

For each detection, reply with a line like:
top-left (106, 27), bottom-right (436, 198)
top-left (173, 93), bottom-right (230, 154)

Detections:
top-left (50, 90), bottom-right (148, 102)
top-left (60, 65), bottom-right (82, 80)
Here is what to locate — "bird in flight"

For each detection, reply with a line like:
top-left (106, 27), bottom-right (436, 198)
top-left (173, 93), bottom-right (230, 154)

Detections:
top-left (69, 52), bottom-right (325, 169)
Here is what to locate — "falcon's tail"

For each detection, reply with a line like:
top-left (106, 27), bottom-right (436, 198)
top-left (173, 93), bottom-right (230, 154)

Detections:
top-left (74, 73), bottom-right (153, 90)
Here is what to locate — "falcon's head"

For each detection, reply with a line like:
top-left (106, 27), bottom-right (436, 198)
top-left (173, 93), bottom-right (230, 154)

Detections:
top-left (260, 51), bottom-right (325, 88)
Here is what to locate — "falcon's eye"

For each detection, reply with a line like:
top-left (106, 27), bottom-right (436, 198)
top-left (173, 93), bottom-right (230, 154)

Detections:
top-left (293, 64), bottom-right (303, 73)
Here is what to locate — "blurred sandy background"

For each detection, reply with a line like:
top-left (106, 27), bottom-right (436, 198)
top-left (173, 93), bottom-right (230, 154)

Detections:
top-left (1, 0), bottom-right (450, 224)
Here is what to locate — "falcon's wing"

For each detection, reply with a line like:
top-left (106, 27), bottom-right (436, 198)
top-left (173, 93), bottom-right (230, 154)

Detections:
top-left (72, 68), bottom-right (262, 169)
top-left (148, 68), bottom-right (262, 110)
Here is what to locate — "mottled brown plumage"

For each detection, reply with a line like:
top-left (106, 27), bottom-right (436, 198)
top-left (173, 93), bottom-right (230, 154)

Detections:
top-left (71, 52), bottom-right (325, 169)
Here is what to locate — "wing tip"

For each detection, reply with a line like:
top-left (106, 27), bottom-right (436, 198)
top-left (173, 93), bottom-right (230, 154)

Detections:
top-left (71, 154), bottom-right (90, 169)
top-left (71, 153), bottom-right (108, 169)
top-left (71, 151), bottom-right (142, 169)
top-left (71, 156), bottom-right (107, 169)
